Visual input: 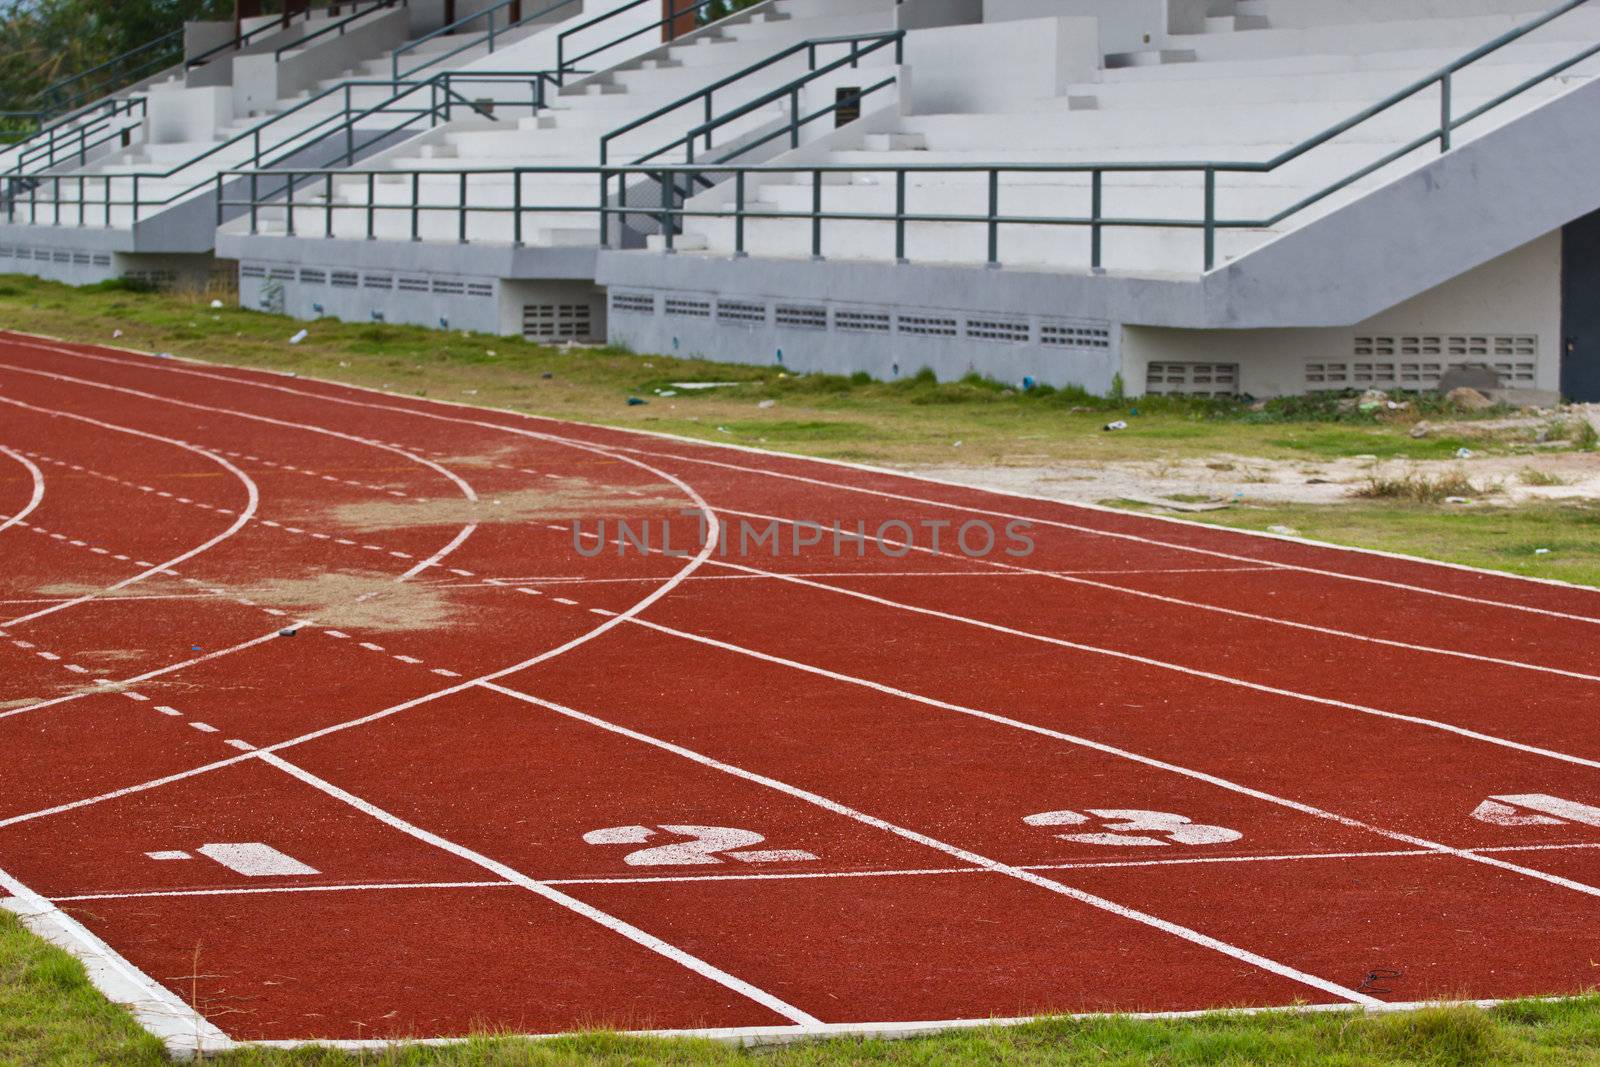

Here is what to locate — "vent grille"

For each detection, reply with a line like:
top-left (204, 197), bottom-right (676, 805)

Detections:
top-left (775, 304), bottom-right (827, 330)
top-left (836, 309), bottom-right (890, 334)
top-left (966, 317), bottom-right (1029, 344)
top-left (363, 273), bottom-right (393, 290)
top-left (467, 282), bottom-right (494, 299)
top-left (398, 276), bottom-right (429, 292)
top-left (331, 270), bottom-right (358, 289)
top-left (612, 291), bottom-right (656, 315)
top-left (717, 300), bottom-right (766, 325)
top-left (299, 269), bottom-right (326, 285)
top-left (241, 263), bottom-right (267, 278)
top-left (1307, 335), bottom-right (1541, 388)
top-left (1040, 321), bottom-right (1111, 349)
top-left (665, 297), bottom-right (712, 319)
top-left (1146, 362), bottom-right (1239, 397)
top-left (523, 303), bottom-right (593, 341)
top-left (92, 253), bottom-right (111, 267)
top-left (268, 267), bottom-right (294, 281)
top-left (432, 279), bottom-right (465, 296)
top-left (898, 314), bottom-right (957, 338)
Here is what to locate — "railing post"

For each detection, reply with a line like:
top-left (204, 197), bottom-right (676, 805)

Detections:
top-left (985, 169), bottom-right (1000, 268)
top-left (734, 170), bottom-right (746, 257)
top-left (411, 171), bottom-right (421, 240)
top-left (104, 175), bottom-right (111, 227)
top-left (811, 168), bottom-right (823, 261)
top-left (215, 174), bottom-right (223, 228)
top-left (660, 169), bottom-right (674, 253)
top-left (790, 89), bottom-right (801, 149)
top-left (1091, 168), bottom-right (1103, 272)
top-left (250, 172), bottom-right (259, 234)
top-left (521, 171), bottom-right (529, 247)
top-left (459, 171), bottom-right (468, 243)
top-left (894, 169), bottom-right (906, 264)
top-left (285, 174), bottom-right (295, 236)
top-left (130, 174), bottom-right (139, 226)
top-left (1203, 167), bottom-right (1216, 272)
top-left (367, 172), bottom-right (376, 239)
top-left (1440, 70), bottom-right (1453, 152)
top-left (326, 172), bottom-right (335, 237)
top-left (345, 84), bottom-right (355, 162)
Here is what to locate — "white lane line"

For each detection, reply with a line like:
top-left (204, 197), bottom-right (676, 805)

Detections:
top-left (0, 446), bottom-right (45, 535)
top-left (0, 361), bottom-right (476, 588)
top-left (687, 555), bottom-right (1600, 773)
top-left (47, 842), bottom-right (1600, 903)
top-left (37, 332), bottom-right (1588, 646)
top-left (718, 507), bottom-right (1600, 686)
top-left (587, 440), bottom-right (1600, 625)
top-left (0, 447), bottom-right (723, 831)
top-left (460, 567), bottom-right (1282, 587)
top-left (615, 612), bottom-right (1600, 903)
top-left (0, 863), bottom-right (231, 1054)
top-left (0, 396), bottom-right (260, 629)
top-left (0, 628), bottom-right (294, 721)
top-left (475, 682), bottom-right (1376, 1006)
top-left (256, 751), bottom-right (820, 1026)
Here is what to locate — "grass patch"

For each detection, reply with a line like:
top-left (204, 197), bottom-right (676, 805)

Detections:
top-left (1186, 499), bottom-right (1600, 587)
top-left (0, 274), bottom-right (1566, 469)
top-left (1353, 467), bottom-right (1493, 503)
top-left (1519, 467), bottom-right (1569, 487)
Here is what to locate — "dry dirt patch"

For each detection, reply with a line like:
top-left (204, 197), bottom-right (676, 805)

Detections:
top-left (329, 480), bottom-right (682, 532)
top-left (230, 571), bottom-right (457, 633)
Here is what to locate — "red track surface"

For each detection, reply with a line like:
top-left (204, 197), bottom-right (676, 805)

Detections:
top-left (2, 329), bottom-right (1600, 1051)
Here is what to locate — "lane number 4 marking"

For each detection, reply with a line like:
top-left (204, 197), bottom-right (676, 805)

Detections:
top-left (1024, 809), bottom-right (1243, 848)
top-left (1472, 794), bottom-right (1600, 828)
top-left (582, 824), bottom-right (818, 866)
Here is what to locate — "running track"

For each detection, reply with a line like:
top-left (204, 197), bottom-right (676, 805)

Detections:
top-left (1, 329), bottom-right (1598, 1054)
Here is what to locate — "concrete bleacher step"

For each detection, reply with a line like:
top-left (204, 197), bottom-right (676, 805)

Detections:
top-left (1105, 49), bottom-right (1197, 70)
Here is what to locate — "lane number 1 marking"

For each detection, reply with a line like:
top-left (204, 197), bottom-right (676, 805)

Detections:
top-left (1024, 809), bottom-right (1243, 848)
top-left (582, 824), bottom-right (818, 866)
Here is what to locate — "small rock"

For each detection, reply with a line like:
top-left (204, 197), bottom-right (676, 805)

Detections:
top-left (112, 329), bottom-right (123, 338)
top-left (952, 440), bottom-right (963, 448)
top-left (1267, 525), bottom-right (1300, 536)
top-left (1409, 421), bottom-right (1433, 439)
top-left (1446, 386), bottom-right (1494, 411)
top-left (540, 372), bottom-right (554, 380)
top-left (278, 628), bottom-right (297, 637)
top-left (210, 299), bottom-right (224, 309)
top-left (757, 399), bottom-right (777, 409)
top-left (1456, 447), bottom-right (1475, 459)
top-left (1535, 548), bottom-right (1553, 555)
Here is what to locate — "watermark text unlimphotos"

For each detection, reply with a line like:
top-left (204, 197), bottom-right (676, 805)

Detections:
top-left (571, 511), bottom-right (1036, 560)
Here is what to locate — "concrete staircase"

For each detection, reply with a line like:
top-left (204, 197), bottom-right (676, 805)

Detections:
top-left (242, 0), bottom-right (901, 245)
top-left (673, 0), bottom-right (1600, 275)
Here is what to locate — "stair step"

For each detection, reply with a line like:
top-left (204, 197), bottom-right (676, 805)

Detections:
top-left (1105, 48), bottom-right (1199, 69)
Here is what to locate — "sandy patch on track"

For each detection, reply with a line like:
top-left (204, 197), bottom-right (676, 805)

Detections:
top-left (0, 697), bottom-right (44, 710)
top-left (231, 571), bottom-right (455, 632)
top-left (330, 481), bottom-right (681, 531)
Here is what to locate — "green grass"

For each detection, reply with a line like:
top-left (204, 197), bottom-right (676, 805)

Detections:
top-left (0, 274), bottom-right (1560, 472)
top-left (5, 908), bottom-right (1600, 1066)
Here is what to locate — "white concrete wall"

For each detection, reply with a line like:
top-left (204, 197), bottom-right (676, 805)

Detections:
top-left (144, 86), bottom-right (234, 144)
top-left (984, 0), bottom-right (1167, 54)
top-left (903, 17), bottom-right (1100, 114)
top-left (232, 7), bottom-right (410, 115)
top-left (1122, 230), bottom-right (1563, 396)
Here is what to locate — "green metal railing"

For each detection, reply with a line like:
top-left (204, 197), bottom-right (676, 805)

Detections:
top-left (5, 71), bottom-right (560, 227)
top-left (211, 0), bottom-right (1600, 271)
top-left (391, 0), bottom-right (581, 80)
top-left (555, 0), bottom-right (749, 81)
top-left (273, 0), bottom-right (410, 60)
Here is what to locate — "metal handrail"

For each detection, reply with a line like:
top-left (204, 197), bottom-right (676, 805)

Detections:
top-left (274, 0), bottom-right (410, 60)
top-left (3, 99), bottom-right (148, 177)
top-left (5, 72), bottom-right (560, 226)
top-left (604, 29), bottom-right (902, 165)
top-left (209, 0), bottom-right (1600, 271)
top-left (33, 29), bottom-right (184, 110)
top-left (555, 0), bottom-right (746, 81)
top-left (392, 0), bottom-right (581, 80)
top-left (600, 30), bottom-right (903, 165)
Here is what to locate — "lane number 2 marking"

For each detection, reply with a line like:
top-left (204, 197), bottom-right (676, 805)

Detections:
top-left (1471, 794), bottom-right (1600, 828)
top-left (1024, 809), bottom-right (1243, 848)
top-left (582, 824), bottom-right (818, 866)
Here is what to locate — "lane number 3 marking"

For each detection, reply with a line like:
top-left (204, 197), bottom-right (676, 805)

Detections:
top-left (1024, 809), bottom-right (1243, 848)
top-left (582, 824), bottom-right (818, 866)
top-left (1472, 794), bottom-right (1600, 828)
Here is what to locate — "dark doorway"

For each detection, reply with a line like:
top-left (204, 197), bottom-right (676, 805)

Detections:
top-left (1562, 208), bottom-right (1600, 402)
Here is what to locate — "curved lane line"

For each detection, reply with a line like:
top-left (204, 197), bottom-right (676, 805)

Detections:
top-left (0, 395), bottom-right (259, 629)
top-left (0, 446), bottom-right (45, 535)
